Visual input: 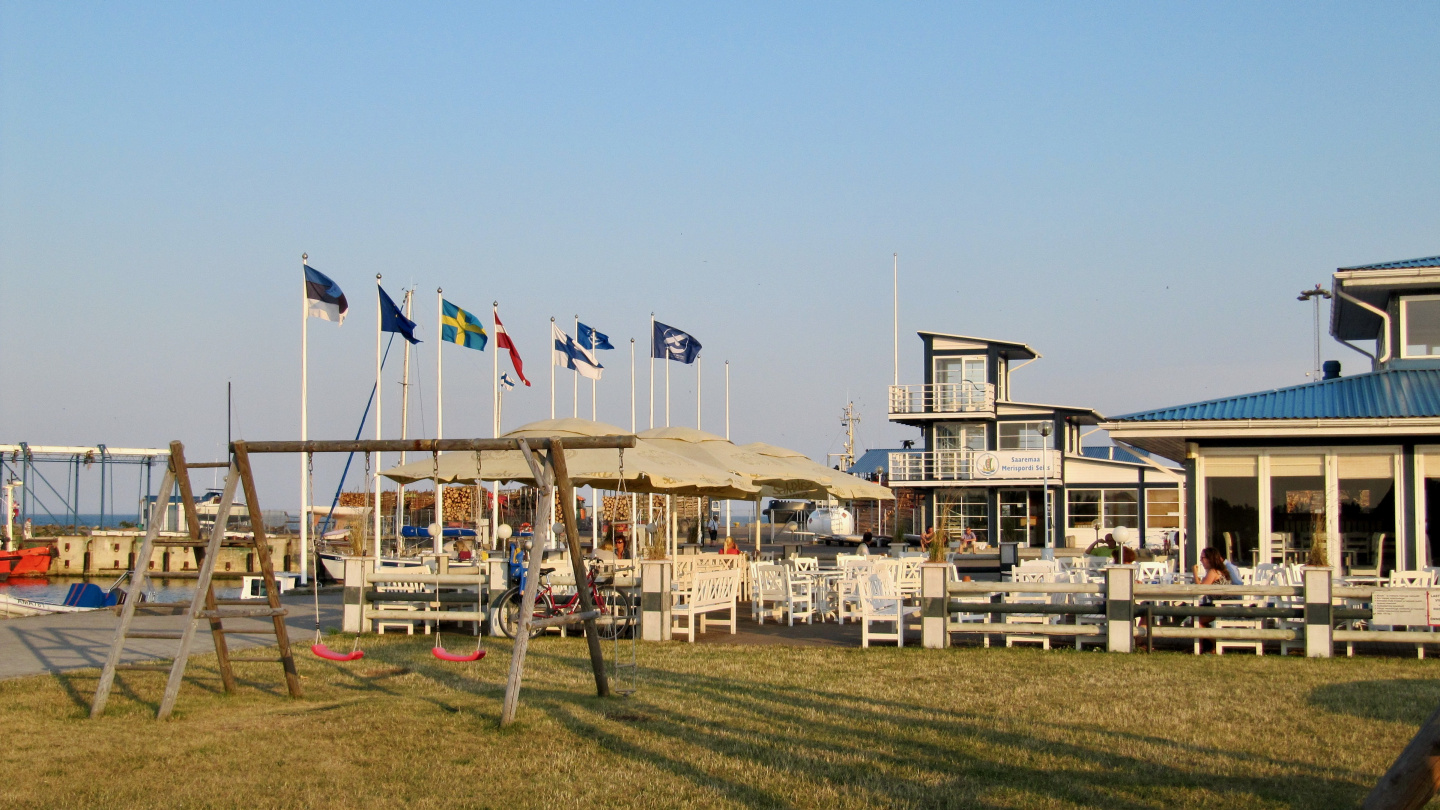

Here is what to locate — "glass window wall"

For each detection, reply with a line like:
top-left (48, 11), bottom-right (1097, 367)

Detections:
top-left (1269, 455), bottom-right (1325, 568)
top-left (1338, 454), bottom-right (1395, 575)
top-left (937, 489), bottom-right (988, 545)
top-left (1205, 456), bottom-right (1259, 565)
top-left (999, 422), bottom-right (1055, 450)
top-left (1146, 488), bottom-right (1181, 530)
top-left (1402, 296), bottom-right (1440, 358)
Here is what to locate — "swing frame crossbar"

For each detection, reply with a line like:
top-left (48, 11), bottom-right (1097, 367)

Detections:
top-left (240, 435), bottom-right (637, 726)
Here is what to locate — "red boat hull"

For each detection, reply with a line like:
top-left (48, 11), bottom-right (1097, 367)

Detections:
top-left (0, 547), bottom-right (55, 577)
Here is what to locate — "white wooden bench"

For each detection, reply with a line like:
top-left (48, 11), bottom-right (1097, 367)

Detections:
top-left (671, 567), bottom-right (742, 643)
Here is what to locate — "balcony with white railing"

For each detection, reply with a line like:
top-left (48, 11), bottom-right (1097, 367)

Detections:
top-left (888, 382), bottom-right (996, 417)
top-left (888, 450), bottom-right (976, 482)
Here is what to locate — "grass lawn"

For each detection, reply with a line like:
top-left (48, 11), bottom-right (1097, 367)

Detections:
top-left (0, 634), bottom-right (1434, 809)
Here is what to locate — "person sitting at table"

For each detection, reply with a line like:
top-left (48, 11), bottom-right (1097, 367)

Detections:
top-left (720, 537), bottom-right (740, 555)
top-left (1192, 546), bottom-right (1240, 586)
top-left (1085, 533), bottom-right (1137, 563)
top-left (857, 531), bottom-right (872, 556)
top-left (454, 538), bottom-right (473, 562)
top-left (958, 526), bottom-right (978, 554)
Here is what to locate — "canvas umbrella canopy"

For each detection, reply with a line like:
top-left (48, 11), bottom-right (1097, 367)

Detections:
top-left (637, 427), bottom-right (836, 497)
top-left (739, 441), bottom-right (894, 501)
top-left (379, 418), bottom-right (758, 499)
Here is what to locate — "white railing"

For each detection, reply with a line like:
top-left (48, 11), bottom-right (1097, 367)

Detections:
top-left (888, 450), bottom-right (975, 482)
top-left (888, 382), bottom-right (995, 415)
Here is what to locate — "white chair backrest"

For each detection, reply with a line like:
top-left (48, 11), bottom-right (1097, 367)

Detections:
top-left (790, 556), bottom-right (820, 572)
top-left (1136, 561), bottom-right (1168, 582)
top-left (1016, 559), bottom-right (1060, 573)
top-left (897, 551), bottom-right (927, 560)
top-left (860, 570), bottom-right (900, 606)
top-left (836, 553), bottom-right (864, 567)
top-left (1010, 570), bottom-right (1059, 584)
top-left (754, 563), bottom-right (787, 600)
top-left (1390, 570), bottom-right (1436, 588)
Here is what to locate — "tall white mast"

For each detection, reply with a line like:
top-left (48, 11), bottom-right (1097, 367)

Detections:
top-left (299, 253), bottom-right (309, 585)
top-left (398, 289), bottom-right (414, 553)
top-left (892, 252), bottom-right (899, 387)
top-left (434, 287), bottom-right (444, 553)
top-left (373, 273), bottom-right (383, 559)
top-left (724, 359), bottom-right (730, 539)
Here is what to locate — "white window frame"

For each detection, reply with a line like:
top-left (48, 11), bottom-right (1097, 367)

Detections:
top-left (1400, 294), bottom-right (1440, 359)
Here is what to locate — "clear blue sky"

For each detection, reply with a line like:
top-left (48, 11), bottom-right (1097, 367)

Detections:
top-left (3, 3), bottom-right (1437, 510)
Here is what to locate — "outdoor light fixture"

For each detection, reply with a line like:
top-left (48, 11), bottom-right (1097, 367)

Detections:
top-left (1039, 422), bottom-right (1054, 561)
top-left (495, 523), bottom-right (513, 540)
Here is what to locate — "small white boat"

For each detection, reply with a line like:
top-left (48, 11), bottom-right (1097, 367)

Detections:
top-left (316, 551), bottom-right (429, 583)
top-left (0, 592), bottom-right (97, 618)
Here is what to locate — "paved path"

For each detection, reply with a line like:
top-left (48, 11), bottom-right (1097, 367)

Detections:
top-left (0, 592), bottom-right (345, 680)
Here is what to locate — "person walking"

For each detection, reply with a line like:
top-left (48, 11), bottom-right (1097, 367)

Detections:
top-left (707, 516), bottom-right (719, 546)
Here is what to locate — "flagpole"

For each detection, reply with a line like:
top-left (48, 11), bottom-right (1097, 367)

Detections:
top-left (630, 338), bottom-right (636, 553)
top-left (665, 349), bottom-right (671, 428)
top-left (435, 287), bottom-right (444, 554)
top-left (649, 313), bottom-right (655, 430)
top-left (398, 289), bottom-right (414, 556)
top-left (892, 252), bottom-right (899, 388)
top-left (550, 316), bottom-right (556, 420)
top-left (696, 356), bottom-right (702, 430)
top-left (299, 253), bottom-right (309, 585)
top-left (492, 302), bottom-right (500, 549)
top-left (725, 359), bottom-right (730, 539)
top-left (590, 324), bottom-right (597, 422)
top-left (374, 274), bottom-right (383, 560)
top-left (573, 314), bottom-right (580, 420)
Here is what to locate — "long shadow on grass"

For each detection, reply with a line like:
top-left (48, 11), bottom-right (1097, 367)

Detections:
top-left (509, 645), bottom-right (1371, 809)
top-left (1308, 678), bottom-right (1440, 725)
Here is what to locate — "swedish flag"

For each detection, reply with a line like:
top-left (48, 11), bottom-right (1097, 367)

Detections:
top-left (441, 299), bottom-right (488, 351)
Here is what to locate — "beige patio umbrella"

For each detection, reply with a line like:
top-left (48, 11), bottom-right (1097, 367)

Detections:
top-left (741, 441), bottom-right (894, 501)
top-left (380, 418), bottom-right (759, 499)
top-left (637, 427), bottom-right (832, 497)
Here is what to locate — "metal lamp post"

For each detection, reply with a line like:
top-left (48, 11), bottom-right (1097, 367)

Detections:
top-left (1298, 284), bottom-right (1333, 380)
top-left (1039, 422), bottom-right (1054, 561)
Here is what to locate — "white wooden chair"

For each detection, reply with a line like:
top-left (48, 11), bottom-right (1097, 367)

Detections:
top-left (836, 558), bottom-right (872, 624)
top-left (751, 562), bottom-right (788, 623)
top-left (783, 566), bottom-right (816, 626)
top-left (858, 570), bottom-right (919, 648)
top-left (896, 556), bottom-right (923, 599)
top-left (790, 556), bottom-right (820, 574)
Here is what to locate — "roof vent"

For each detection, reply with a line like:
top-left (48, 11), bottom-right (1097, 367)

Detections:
top-left (1322, 360), bottom-right (1342, 380)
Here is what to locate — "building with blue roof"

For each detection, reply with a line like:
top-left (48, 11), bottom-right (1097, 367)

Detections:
top-left (1104, 255), bottom-right (1440, 576)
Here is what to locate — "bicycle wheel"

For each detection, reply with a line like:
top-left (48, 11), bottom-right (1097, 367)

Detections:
top-left (596, 587), bottom-right (635, 640)
top-left (496, 586), bottom-right (547, 639)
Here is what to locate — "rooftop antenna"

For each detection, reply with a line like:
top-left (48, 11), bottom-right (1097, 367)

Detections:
top-left (840, 402), bottom-right (859, 472)
top-left (1298, 284), bottom-right (1333, 380)
top-left (892, 253), bottom-right (899, 387)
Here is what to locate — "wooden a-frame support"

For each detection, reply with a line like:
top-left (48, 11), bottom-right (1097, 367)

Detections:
top-left (236, 435), bottom-right (633, 726)
top-left (90, 440), bottom-right (301, 720)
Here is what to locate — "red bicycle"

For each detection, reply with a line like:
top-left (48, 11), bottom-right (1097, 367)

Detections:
top-left (496, 559), bottom-right (633, 640)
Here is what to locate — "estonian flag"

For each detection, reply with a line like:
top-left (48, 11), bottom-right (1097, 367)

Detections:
top-left (441, 299), bottom-right (488, 351)
top-left (652, 320), bottom-right (701, 364)
top-left (304, 265), bottom-right (348, 324)
top-left (378, 285), bottom-right (420, 344)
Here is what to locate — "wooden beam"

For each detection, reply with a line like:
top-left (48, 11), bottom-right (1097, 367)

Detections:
top-left (1365, 702), bottom-right (1440, 810)
top-left (550, 437), bottom-right (610, 699)
top-left (232, 442), bottom-right (303, 700)
top-left (501, 439), bottom-right (554, 727)
top-left (171, 442), bottom-right (236, 695)
top-left (237, 437), bottom-right (636, 454)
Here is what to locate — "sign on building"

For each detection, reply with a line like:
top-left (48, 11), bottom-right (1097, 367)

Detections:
top-left (973, 450), bottom-right (1058, 480)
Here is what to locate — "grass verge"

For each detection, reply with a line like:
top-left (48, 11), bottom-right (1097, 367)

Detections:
top-left (0, 634), bottom-right (1433, 809)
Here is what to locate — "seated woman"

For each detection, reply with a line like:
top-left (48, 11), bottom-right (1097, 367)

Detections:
top-left (453, 538), bottom-right (473, 562)
top-left (1193, 546), bottom-right (1241, 586)
top-left (719, 537), bottom-right (740, 555)
top-left (1085, 533), bottom-right (1138, 563)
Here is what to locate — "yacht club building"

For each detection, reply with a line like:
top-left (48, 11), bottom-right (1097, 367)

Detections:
top-left (885, 332), bottom-right (1184, 549)
top-left (1103, 255), bottom-right (1440, 575)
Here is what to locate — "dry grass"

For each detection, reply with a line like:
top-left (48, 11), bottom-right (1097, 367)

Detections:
top-left (0, 635), bottom-right (1434, 809)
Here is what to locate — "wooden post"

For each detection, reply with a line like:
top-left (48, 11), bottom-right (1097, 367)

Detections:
top-left (501, 440), bottom-right (554, 727)
top-left (1106, 565), bottom-right (1134, 653)
top-left (1304, 566), bottom-right (1333, 658)
top-left (640, 559), bottom-right (673, 641)
top-left (171, 442), bottom-right (236, 694)
top-left (1365, 705), bottom-right (1440, 810)
top-left (921, 563), bottom-right (949, 649)
top-left (548, 438), bottom-right (610, 697)
top-left (342, 556), bottom-right (370, 633)
top-left (231, 442), bottom-right (303, 700)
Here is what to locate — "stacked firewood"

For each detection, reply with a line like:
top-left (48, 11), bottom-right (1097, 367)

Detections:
top-left (601, 494), bottom-right (709, 523)
top-left (337, 487), bottom-right (491, 523)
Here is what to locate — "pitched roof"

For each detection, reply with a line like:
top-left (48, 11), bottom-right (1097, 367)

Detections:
top-left (1110, 368), bottom-right (1440, 422)
top-left (1338, 256), bottom-right (1440, 272)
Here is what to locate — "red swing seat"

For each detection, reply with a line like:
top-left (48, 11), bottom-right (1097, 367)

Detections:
top-left (311, 643), bottom-right (365, 661)
top-left (431, 646), bottom-right (486, 662)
